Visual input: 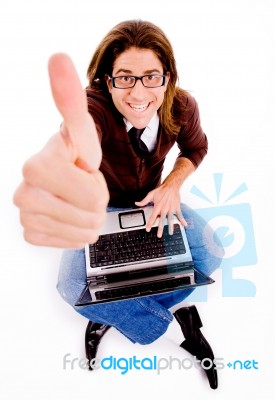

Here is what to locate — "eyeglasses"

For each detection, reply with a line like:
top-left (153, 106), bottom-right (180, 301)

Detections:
top-left (109, 74), bottom-right (166, 89)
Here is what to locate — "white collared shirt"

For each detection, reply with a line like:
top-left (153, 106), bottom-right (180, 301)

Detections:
top-left (125, 113), bottom-right (159, 152)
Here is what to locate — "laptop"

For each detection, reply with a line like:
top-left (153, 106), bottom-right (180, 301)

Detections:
top-left (75, 206), bottom-right (214, 306)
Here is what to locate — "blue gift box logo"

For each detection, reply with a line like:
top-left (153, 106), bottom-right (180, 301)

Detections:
top-left (187, 173), bottom-right (257, 300)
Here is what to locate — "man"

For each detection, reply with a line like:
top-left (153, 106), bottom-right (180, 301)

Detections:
top-left (14, 20), bottom-right (223, 389)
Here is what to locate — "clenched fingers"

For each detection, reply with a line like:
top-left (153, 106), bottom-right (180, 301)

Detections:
top-left (14, 184), bottom-right (106, 229)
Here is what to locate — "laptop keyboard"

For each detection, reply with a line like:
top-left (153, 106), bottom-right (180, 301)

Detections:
top-left (88, 224), bottom-right (186, 267)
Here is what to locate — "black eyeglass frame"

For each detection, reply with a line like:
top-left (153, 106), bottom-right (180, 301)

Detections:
top-left (109, 74), bottom-right (167, 89)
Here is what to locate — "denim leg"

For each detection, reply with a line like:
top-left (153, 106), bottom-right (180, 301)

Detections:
top-left (57, 248), bottom-right (173, 344)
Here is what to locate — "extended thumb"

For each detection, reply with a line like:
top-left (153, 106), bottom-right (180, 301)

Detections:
top-left (48, 53), bottom-right (102, 171)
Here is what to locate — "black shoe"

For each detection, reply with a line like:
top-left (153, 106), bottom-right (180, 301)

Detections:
top-left (85, 321), bottom-right (110, 370)
top-left (174, 305), bottom-right (218, 389)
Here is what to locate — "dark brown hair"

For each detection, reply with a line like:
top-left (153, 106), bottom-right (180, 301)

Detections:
top-left (87, 20), bottom-right (187, 136)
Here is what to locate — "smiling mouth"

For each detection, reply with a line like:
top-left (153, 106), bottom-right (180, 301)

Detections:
top-left (129, 103), bottom-right (150, 112)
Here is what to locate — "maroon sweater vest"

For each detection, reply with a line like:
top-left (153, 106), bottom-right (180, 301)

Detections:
top-left (86, 88), bottom-right (208, 207)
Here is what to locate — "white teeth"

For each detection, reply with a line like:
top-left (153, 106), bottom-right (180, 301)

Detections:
top-left (129, 103), bottom-right (149, 112)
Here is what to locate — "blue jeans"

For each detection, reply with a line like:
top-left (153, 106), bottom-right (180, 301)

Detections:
top-left (57, 204), bottom-right (224, 344)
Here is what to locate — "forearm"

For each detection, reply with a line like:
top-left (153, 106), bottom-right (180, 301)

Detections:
top-left (137, 157), bottom-right (193, 235)
top-left (162, 157), bottom-right (196, 190)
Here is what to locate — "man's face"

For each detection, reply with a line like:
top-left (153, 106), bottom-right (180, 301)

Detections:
top-left (106, 47), bottom-right (170, 129)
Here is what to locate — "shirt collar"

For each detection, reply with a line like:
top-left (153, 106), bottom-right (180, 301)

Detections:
top-left (124, 112), bottom-right (159, 132)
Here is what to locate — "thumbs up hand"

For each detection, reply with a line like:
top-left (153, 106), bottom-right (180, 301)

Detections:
top-left (13, 54), bottom-right (109, 248)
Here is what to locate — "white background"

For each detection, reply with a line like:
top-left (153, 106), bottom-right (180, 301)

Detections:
top-left (0, 0), bottom-right (275, 398)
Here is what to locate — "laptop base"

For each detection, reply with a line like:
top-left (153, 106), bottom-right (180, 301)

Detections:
top-left (75, 268), bottom-right (214, 306)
